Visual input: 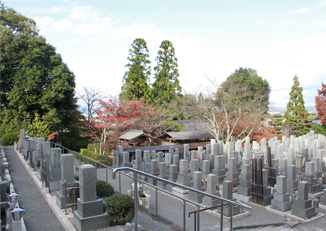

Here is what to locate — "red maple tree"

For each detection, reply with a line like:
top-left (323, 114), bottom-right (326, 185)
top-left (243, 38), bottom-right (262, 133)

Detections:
top-left (315, 82), bottom-right (326, 126)
top-left (88, 98), bottom-right (161, 154)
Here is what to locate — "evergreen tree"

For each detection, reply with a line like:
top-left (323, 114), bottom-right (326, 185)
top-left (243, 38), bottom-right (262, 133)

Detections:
top-left (152, 40), bottom-right (182, 104)
top-left (269, 114), bottom-right (284, 134)
top-left (0, 2), bottom-right (81, 147)
top-left (120, 38), bottom-right (151, 101)
top-left (284, 75), bottom-right (310, 136)
top-left (222, 67), bottom-right (271, 112)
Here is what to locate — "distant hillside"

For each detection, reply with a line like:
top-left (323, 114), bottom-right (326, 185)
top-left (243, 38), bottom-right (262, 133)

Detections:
top-left (269, 105), bottom-right (317, 115)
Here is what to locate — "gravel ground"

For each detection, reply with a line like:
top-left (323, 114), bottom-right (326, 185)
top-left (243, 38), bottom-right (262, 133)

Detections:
top-left (4, 146), bottom-right (65, 231)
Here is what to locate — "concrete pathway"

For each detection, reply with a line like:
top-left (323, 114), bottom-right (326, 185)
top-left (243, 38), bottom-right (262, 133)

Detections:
top-left (4, 146), bottom-right (65, 231)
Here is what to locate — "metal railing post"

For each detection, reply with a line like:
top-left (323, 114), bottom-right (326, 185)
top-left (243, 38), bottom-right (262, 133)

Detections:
top-left (193, 212), bottom-right (196, 231)
top-left (155, 188), bottom-right (158, 216)
top-left (197, 206), bottom-right (200, 231)
top-left (220, 200), bottom-right (223, 231)
top-left (134, 172), bottom-right (138, 231)
top-left (230, 204), bottom-right (233, 231)
top-left (64, 180), bottom-right (67, 215)
top-left (183, 200), bottom-right (186, 231)
top-left (119, 173), bottom-right (121, 193)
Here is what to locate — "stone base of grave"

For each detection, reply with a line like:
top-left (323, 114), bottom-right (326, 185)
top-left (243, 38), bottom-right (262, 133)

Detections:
top-left (56, 191), bottom-right (67, 209)
top-left (38, 168), bottom-right (45, 181)
top-left (212, 170), bottom-right (226, 184)
top-left (319, 190), bottom-right (326, 205)
top-left (218, 204), bottom-right (242, 217)
top-left (73, 211), bottom-right (110, 231)
top-left (206, 208), bottom-right (250, 222)
top-left (122, 162), bottom-right (132, 167)
top-left (157, 181), bottom-right (167, 190)
top-left (286, 180), bottom-right (298, 194)
top-left (176, 175), bottom-right (192, 187)
top-left (48, 179), bottom-right (59, 192)
top-left (237, 185), bottom-right (251, 197)
top-left (77, 198), bottom-right (104, 217)
top-left (187, 190), bottom-right (204, 203)
top-left (172, 187), bottom-right (189, 198)
top-left (148, 178), bottom-right (157, 186)
top-left (233, 193), bottom-right (251, 203)
top-left (225, 172), bottom-right (240, 182)
top-left (271, 193), bottom-right (293, 212)
top-left (202, 192), bottom-right (220, 207)
top-left (291, 199), bottom-right (317, 219)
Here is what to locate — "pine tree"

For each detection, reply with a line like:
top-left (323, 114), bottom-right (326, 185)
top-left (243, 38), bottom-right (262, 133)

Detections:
top-left (284, 75), bottom-right (310, 136)
top-left (152, 40), bottom-right (182, 104)
top-left (120, 38), bottom-right (151, 102)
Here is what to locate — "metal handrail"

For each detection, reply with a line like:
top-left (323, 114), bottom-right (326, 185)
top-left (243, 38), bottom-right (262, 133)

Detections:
top-left (114, 167), bottom-right (251, 231)
top-left (113, 167), bottom-right (251, 209)
top-left (49, 142), bottom-right (252, 231)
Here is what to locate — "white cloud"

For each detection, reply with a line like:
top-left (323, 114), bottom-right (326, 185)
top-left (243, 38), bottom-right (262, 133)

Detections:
top-left (312, 20), bottom-right (326, 26)
top-left (293, 8), bottom-right (310, 14)
top-left (319, 0), bottom-right (326, 7)
top-left (22, 6), bottom-right (65, 14)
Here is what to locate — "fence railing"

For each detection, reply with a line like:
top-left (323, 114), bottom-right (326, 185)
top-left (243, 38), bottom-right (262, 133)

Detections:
top-left (49, 142), bottom-right (252, 231)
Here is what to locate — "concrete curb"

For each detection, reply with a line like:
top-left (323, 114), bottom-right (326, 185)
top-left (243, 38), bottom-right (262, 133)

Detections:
top-left (13, 145), bottom-right (76, 231)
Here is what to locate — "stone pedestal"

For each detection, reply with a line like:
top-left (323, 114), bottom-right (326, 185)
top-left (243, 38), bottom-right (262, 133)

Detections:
top-left (271, 175), bottom-right (293, 212)
top-left (157, 162), bottom-right (168, 190)
top-left (212, 155), bottom-right (226, 184)
top-left (56, 154), bottom-right (75, 209)
top-left (121, 151), bottom-right (131, 167)
top-left (73, 164), bottom-right (109, 231)
top-left (176, 159), bottom-right (192, 187)
top-left (148, 159), bottom-right (158, 186)
top-left (237, 164), bottom-right (251, 197)
top-left (218, 180), bottom-right (241, 217)
top-left (303, 162), bottom-right (322, 194)
top-left (286, 165), bottom-right (298, 194)
top-left (319, 189), bottom-right (326, 205)
top-left (202, 174), bottom-right (220, 207)
top-left (49, 148), bottom-right (61, 192)
top-left (292, 181), bottom-right (317, 219)
top-left (188, 171), bottom-right (204, 203)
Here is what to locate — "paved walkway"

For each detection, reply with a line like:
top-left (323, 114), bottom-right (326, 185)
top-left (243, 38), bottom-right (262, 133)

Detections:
top-left (4, 146), bottom-right (65, 231)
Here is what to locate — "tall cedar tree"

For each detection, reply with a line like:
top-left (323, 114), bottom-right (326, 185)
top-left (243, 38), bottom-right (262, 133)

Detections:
top-left (152, 40), bottom-right (182, 104)
top-left (315, 82), bottom-right (326, 126)
top-left (0, 2), bottom-right (81, 147)
top-left (120, 38), bottom-right (151, 102)
top-left (284, 75), bottom-right (310, 136)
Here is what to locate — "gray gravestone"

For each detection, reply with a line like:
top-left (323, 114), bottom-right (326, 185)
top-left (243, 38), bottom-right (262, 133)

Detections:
top-left (271, 175), bottom-right (293, 212)
top-left (56, 154), bottom-right (75, 209)
top-left (74, 164), bottom-right (109, 231)
top-left (292, 181), bottom-right (317, 219)
top-left (202, 174), bottom-right (220, 207)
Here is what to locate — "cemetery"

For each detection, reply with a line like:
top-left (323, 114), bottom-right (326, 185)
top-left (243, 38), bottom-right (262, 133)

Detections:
top-left (1, 129), bottom-right (326, 230)
top-left (1, 1), bottom-right (326, 231)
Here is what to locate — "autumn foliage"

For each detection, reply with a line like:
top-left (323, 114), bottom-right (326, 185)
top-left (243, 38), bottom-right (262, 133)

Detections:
top-left (87, 98), bottom-right (162, 154)
top-left (251, 127), bottom-right (281, 142)
top-left (315, 82), bottom-right (326, 126)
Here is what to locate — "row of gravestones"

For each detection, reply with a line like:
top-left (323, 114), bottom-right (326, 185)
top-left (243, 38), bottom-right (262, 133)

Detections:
top-left (113, 131), bottom-right (326, 219)
top-left (16, 130), bottom-right (109, 231)
top-left (0, 141), bottom-right (11, 231)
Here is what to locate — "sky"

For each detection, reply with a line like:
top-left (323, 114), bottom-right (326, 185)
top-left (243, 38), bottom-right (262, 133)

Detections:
top-left (4, 0), bottom-right (326, 109)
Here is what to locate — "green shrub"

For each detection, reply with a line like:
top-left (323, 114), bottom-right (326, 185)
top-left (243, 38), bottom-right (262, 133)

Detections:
top-left (96, 180), bottom-right (114, 198)
top-left (1, 131), bottom-right (19, 146)
top-left (106, 194), bottom-right (134, 225)
top-left (74, 175), bottom-right (79, 181)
